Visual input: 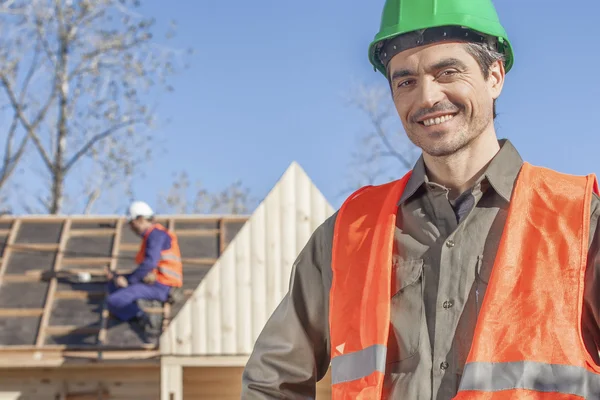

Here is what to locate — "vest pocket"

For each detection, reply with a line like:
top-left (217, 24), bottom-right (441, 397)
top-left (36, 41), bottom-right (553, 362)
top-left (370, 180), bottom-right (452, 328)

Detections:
top-left (389, 258), bottom-right (424, 362)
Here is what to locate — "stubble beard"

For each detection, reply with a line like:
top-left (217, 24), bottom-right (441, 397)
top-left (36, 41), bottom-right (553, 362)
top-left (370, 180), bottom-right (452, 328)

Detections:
top-left (406, 113), bottom-right (492, 159)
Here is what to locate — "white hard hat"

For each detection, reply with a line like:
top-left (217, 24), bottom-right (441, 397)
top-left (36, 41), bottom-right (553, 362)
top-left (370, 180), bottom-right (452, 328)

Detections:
top-left (127, 201), bottom-right (154, 221)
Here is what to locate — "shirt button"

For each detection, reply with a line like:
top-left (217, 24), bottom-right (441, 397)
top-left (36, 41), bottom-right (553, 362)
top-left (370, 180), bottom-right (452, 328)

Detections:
top-left (446, 239), bottom-right (455, 248)
top-left (443, 300), bottom-right (454, 309)
top-left (440, 361), bottom-right (449, 370)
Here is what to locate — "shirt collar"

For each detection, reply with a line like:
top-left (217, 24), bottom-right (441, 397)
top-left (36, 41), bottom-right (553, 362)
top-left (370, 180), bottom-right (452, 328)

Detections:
top-left (398, 139), bottom-right (523, 205)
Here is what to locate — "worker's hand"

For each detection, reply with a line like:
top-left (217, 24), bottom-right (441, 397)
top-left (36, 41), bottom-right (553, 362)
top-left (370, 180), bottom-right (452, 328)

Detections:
top-left (142, 272), bottom-right (157, 284)
top-left (115, 275), bottom-right (128, 288)
top-left (104, 266), bottom-right (114, 281)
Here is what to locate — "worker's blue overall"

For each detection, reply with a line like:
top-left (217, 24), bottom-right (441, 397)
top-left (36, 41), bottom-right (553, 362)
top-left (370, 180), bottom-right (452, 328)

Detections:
top-left (106, 227), bottom-right (173, 321)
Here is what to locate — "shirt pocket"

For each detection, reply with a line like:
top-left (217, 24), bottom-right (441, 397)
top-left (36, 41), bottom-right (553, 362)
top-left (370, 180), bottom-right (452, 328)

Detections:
top-left (389, 258), bottom-right (424, 362)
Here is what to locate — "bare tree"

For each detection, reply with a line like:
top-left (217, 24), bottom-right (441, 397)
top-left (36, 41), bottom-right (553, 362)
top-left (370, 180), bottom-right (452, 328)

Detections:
top-left (340, 83), bottom-right (420, 197)
top-left (157, 171), bottom-right (255, 215)
top-left (0, 0), bottom-right (187, 214)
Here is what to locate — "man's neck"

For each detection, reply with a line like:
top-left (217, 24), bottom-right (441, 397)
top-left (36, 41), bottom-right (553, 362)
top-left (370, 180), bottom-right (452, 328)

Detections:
top-left (423, 130), bottom-right (500, 199)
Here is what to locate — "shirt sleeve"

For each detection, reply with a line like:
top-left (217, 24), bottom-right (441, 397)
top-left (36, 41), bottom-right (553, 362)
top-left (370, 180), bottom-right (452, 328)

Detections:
top-left (241, 213), bottom-right (336, 399)
top-left (127, 228), bottom-right (170, 285)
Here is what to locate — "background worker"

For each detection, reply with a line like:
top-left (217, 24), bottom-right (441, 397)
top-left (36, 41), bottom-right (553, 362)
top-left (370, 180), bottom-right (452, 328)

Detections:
top-left (242, 0), bottom-right (600, 398)
top-left (105, 201), bottom-right (183, 338)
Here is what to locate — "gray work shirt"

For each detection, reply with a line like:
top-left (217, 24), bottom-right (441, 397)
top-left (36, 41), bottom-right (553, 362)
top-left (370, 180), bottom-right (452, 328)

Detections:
top-left (241, 139), bottom-right (600, 399)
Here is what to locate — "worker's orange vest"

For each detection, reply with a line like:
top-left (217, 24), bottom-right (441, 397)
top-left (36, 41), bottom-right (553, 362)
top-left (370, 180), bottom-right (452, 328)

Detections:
top-left (329, 162), bottom-right (600, 399)
top-left (136, 224), bottom-right (183, 287)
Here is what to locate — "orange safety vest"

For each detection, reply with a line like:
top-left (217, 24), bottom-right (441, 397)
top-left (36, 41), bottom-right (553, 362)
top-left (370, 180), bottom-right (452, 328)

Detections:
top-left (136, 224), bottom-right (183, 287)
top-left (329, 162), bottom-right (600, 399)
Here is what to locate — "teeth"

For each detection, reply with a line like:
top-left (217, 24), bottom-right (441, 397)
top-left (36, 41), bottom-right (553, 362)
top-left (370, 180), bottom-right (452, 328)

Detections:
top-left (423, 114), bottom-right (454, 126)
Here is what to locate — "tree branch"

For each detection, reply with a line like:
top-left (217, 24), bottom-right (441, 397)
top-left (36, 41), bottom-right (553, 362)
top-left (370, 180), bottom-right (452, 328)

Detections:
top-left (68, 37), bottom-right (147, 81)
top-left (0, 74), bottom-right (55, 170)
top-left (63, 118), bottom-right (143, 173)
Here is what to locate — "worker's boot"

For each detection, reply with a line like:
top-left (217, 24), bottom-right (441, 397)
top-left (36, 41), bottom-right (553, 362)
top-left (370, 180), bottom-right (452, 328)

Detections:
top-left (132, 312), bottom-right (161, 342)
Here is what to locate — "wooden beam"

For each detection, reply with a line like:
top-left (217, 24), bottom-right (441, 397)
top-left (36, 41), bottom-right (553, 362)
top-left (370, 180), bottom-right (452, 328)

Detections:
top-left (161, 355), bottom-right (249, 367)
top-left (2, 274), bottom-right (44, 283)
top-left (171, 229), bottom-right (220, 237)
top-left (0, 229), bottom-right (10, 236)
top-left (222, 216), bottom-right (250, 223)
top-left (45, 325), bottom-right (100, 335)
top-left (0, 219), bottom-right (21, 286)
top-left (97, 219), bottom-right (123, 346)
top-left (36, 219), bottom-right (72, 347)
top-left (10, 243), bottom-right (60, 251)
top-left (62, 257), bottom-right (112, 266)
top-left (0, 347), bottom-right (160, 367)
top-left (118, 243), bottom-right (140, 252)
top-left (68, 229), bottom-right (115, 237)
top-left (0, 308), bottom-right (44, 317)
top-left (219, 218), bottom-right (226, 254)
top-left (181, 257), bottom-right (218, 266)
top-left (54, 290), bottom-right (105, 300)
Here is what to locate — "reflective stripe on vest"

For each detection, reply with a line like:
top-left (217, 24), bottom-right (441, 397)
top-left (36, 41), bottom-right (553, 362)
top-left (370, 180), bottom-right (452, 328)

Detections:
top-left (157, 265), bottom-right (182, 280)
top-left (330, 162), bottom-right (600, 399)
top-left (161, 253), bottom-right (181, 262)
top-left (458, 361), bottom-right (600, 396)
top-left (331, 344), bottom-right (387, 384)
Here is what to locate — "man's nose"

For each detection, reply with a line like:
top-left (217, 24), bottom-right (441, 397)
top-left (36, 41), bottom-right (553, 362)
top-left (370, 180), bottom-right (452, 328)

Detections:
top-left (415, 78), bottom-right (445, 111)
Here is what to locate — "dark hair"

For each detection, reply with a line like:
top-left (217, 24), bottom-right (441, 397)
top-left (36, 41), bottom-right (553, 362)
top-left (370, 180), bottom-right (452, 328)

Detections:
top-left (463, 42), bottom-right (505, 119)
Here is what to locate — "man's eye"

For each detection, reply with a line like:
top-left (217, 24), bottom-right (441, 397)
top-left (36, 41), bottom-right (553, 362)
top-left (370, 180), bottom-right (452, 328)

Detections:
top-left (397, 79), bottom-right (413, 88)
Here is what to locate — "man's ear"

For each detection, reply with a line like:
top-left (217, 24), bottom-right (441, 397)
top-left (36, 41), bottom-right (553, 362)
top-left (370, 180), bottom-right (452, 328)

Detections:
top-left (488, 59), bottom-right (505, 100)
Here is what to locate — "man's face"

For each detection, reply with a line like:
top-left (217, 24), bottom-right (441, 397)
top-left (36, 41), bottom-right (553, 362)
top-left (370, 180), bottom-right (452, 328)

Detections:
top-left (387, 42), bottom-right (504, 157)
top-left (128, 218), bottom-right (144, 236)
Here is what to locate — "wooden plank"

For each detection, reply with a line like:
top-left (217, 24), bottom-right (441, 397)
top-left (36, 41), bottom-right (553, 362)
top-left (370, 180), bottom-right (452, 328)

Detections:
top-left (280, 166), bottom-right (296, 300)
top-left (0, 219), bottom-right (22, 286)
top-left (220, 245), bottom-right (236, 354)
top-left (97, 219), bottom-right (123, 346)
top-left (1, 274), bottom-right (44, 283)
top-left (0, 308), bottom-right (44, 317)
top-left (250, 204), bottom-right (267, 349)
top-left (205, 256), bottom-right (222, 354)
top-left (170, 229), bottom-right (220, 237)
top-left (36, 219), bottom-right (72, 347)
top-left (235, 222), bottom-right (252, 354)
top-left (54, 291), bottom-right (104, 300)
top-left (265, 178), bottom-right (282, 314)
top-left (68, 229), bottom-right (115, 237)
top-left (0, 229), bottom-right (10, 236)
top-left (62, 257), bottom-right (112, 266)
top-left (118, 242), bottom-right (140, 252)
top-left (162, 355), bottom-right (249, 367)
top-left (45, 325), bottom-right (100, 335)
top-left (10, 243), bottom-right (60, 251)
top-left (161, 363), bottom-right (182, 400)
top-left (219, 218), bottom-right (227, 253)
top-left (222, 216), bottom-right (252, 223)
top-left (181, 257), bottom-right (218, 265)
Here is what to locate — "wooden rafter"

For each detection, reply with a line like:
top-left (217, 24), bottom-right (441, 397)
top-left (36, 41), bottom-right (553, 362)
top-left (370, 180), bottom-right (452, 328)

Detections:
top-left (97, 218), bottom-right (123, 347)
top-left (36, 218), bottom-right (72, 347)
top-left (0, 219), bottom-right (21, 287)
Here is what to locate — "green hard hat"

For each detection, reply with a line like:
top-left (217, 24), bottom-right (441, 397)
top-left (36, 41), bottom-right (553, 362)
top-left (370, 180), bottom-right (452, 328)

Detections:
top-left (368, 0), bottom-right (514, 75)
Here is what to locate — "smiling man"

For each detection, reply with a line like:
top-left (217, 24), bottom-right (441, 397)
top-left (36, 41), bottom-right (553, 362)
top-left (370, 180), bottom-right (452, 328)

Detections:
top-left (241, 0), bottom-right (600, 399)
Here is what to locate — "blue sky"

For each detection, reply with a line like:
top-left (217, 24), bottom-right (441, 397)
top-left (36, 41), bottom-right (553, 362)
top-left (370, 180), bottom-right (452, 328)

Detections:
top-left (6, 0), bottom-right (599, 213)
top-left (130, 0), bottom-right (600, 211)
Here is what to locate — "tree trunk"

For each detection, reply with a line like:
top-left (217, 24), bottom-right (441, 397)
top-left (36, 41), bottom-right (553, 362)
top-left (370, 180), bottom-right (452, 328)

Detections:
top-left (51, 30), bottom-right (69, 215)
